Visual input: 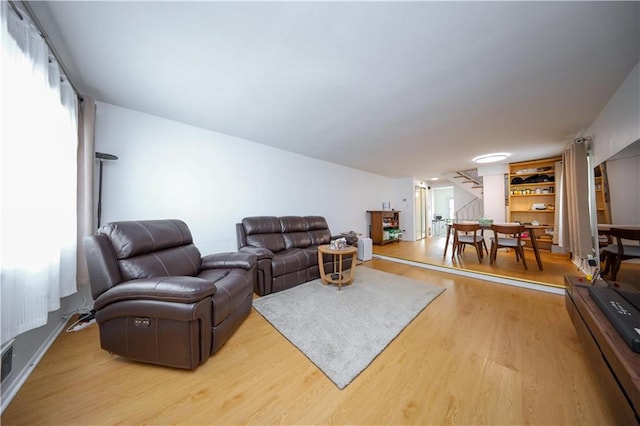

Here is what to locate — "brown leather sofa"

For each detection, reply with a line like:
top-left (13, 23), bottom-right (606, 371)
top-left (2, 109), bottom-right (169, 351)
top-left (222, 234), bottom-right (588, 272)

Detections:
top-left (236, 216), bottom-right (352, 296)
top-left (83, 219), bottom-right (256, 369)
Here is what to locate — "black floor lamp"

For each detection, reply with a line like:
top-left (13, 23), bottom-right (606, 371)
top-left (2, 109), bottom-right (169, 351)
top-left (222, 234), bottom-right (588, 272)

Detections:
top-left (95, 152), bottom-right (118, 228)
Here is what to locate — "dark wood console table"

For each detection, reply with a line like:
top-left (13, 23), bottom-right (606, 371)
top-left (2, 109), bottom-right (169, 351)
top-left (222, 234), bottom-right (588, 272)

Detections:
top-left (564, 275), bottom-right (640, 424)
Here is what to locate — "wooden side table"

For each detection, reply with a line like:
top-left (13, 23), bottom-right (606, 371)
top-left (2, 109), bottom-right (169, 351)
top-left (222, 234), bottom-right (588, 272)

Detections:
top-left (318, 245), bottom-right (357, 290)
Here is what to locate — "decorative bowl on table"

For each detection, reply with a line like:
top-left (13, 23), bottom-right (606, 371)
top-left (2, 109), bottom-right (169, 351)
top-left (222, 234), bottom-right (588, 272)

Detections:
top-left (478, 218), bottom-right (493, 226)
top-left (329, 238), bottom-right (347, 250)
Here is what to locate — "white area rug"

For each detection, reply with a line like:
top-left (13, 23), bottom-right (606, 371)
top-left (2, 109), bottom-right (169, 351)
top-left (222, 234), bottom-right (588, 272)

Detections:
top-left (252, 267), bottom-right (445, 389)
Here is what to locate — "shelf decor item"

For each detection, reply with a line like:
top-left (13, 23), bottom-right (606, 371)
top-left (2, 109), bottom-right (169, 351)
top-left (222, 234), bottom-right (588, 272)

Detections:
top-left (330, 238), bottom-right (348, 250)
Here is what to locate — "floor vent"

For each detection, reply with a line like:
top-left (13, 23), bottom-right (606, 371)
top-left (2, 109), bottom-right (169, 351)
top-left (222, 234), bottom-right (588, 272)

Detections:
top-left (1, 341), bottom-right (14, 383)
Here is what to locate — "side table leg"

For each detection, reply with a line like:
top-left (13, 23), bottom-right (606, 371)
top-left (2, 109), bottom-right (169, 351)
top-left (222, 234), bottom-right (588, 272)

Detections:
top-left (318, 250), bottom-right (327, 284)
top-left (338, 253), bottom-right (344, 290)
top-left (346, 252), bottom-right (356, 284)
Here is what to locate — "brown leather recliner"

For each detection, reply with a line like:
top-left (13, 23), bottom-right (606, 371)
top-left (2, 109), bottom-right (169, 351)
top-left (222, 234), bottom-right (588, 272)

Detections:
top-left (83, 219), bottom-right (256, 369)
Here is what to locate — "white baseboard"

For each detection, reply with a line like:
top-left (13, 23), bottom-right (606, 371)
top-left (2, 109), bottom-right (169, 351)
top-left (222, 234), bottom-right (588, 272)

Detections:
top-left (0, 318), bottom-right (68, 414)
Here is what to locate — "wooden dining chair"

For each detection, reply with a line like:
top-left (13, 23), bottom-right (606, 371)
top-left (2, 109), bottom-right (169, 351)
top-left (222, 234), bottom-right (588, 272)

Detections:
top-left (602, 228), bottom-right (640, 280)
top-left (489, 224), bottom-right (528, 270)
top-left (452, 223), bottom-right (484, 262)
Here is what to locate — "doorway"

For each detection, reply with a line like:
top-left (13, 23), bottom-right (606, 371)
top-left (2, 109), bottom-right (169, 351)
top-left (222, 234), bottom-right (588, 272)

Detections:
top-left (414, 185), bottom-right (427, 240)
top-left (431, 186), bottom-right (454, 237)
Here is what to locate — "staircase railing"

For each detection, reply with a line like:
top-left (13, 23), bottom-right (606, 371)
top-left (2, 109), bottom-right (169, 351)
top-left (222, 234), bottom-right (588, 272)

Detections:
top-left (454, 197), bottom-right (484, 221)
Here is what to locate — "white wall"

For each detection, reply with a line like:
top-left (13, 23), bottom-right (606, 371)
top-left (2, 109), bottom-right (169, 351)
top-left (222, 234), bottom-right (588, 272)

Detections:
top-left (392, 177), bottom-right (415, 241)
top-left (481, 174), bottom-right (506, 222)
top-left (478, 164), bottom-right (507, 222)
top-left (606, 155), bottom-right (640, 224)
top-left (589, 62), bottom-right (640, 166)
top-left (453, 186), bottom-right (477, 215)
top-left (95, 102), bottom-right (395, 252)
top-left (432, 187), bottom-right (453, 219)
top-left (586, 61), bottom-right (640, 227)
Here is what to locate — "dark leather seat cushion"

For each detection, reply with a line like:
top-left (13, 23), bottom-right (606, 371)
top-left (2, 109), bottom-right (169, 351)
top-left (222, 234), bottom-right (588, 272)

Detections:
top-left (271, 249), bottom-right (310, 277)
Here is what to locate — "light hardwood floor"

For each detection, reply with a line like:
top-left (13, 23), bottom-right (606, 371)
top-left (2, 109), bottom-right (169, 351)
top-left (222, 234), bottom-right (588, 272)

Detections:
top-left (374, 237), bottom-right (578, 287)
top-left (377, 236), bottom-right (640, 289)
top-left (2, 258), bottom-right (618, 425)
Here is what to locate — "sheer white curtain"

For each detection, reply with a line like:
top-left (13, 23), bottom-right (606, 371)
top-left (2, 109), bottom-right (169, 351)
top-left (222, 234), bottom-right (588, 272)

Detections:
top-left (1, 2), bottom-right (78, 344)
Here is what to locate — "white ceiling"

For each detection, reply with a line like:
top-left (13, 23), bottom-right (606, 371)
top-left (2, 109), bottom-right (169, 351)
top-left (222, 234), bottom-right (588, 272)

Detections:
top-left (30, 1), bottom-right (640, 180)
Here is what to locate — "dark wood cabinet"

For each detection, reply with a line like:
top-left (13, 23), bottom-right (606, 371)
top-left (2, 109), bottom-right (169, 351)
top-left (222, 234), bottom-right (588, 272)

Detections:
top-left (564, 276), bottom-right (640, 424)
top-left (367, 210), bottom-right (401, 245)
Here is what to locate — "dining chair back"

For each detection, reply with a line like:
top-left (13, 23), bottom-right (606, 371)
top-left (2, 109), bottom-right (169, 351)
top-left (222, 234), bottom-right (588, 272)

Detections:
top-left (602, 228), bottom-right (640, 280)
top-left (452, 223), bottom-right (484, 262)
top-left (489, 224), bottom-right (528, 270)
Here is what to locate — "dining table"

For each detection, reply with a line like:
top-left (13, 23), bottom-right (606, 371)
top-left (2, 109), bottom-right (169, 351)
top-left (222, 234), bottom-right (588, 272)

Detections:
top-left (597, 224), bottom-right (640, 278)
top-left (597, 224), bottom-right (640, 246)
top-left (443, 221), bottom-right (553, 271)
top-left (597, 224), bottom-right (640, 232)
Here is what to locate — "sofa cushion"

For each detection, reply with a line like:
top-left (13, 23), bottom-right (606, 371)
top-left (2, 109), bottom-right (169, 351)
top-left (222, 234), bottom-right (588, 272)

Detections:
top-left (242, 216), bottom-right (282, 235)
top-left (272, 249), bottom-right (309, 277)
top-left (242, 216), bottom-right (286, 252)
top-left (301, 246), bottom-right (322, 267)
top-left (304, 216), bottom-right (328, 230)
top-left (280, 216), bottom-right (307, 232)
top-left (283, 232), bottom-right (312, 249)
top-left (304, 216), bottom-right (331, 245)
top-left (245, 233), bottom-right (286, 253)
top-left (307, 229), bottom-right (331, 245)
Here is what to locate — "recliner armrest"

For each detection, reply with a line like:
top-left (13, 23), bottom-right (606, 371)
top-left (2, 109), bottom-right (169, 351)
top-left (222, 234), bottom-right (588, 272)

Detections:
top-left (94, 276), bottom-right (216, 310)
top-left (239, 246), bottom-right (274, 260)
top-left (201, 252), bottom-right (257, 270)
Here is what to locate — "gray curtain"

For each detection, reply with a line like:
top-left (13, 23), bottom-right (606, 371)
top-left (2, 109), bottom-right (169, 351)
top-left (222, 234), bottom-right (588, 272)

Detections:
top-left (561, 139), bottom-right (593, 260)
top-left (76, 97), bottom-right (96, 286)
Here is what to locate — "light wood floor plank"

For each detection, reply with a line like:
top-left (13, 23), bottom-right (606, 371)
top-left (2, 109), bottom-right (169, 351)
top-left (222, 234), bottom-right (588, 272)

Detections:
top-left (373, 237), bottom-right (576, 287)
top-left (374, 236), bottom-right (640, 289)
top-left (1, 259), bottom-right (618, 425)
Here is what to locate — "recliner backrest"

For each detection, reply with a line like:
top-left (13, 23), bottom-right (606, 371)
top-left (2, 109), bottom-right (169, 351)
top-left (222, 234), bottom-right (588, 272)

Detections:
top-left (242, 216), bottom-right (286, 253)
top-left (84, 234), bottom-right (123, 300)
top-left (85, 220), bottom-right (203, 300)
top-left (281, 216), bottom-right (312, 249)
top-left (101, 220), bottom-right (202, 281)
top-left (304, 216), bottom-right (331, 245)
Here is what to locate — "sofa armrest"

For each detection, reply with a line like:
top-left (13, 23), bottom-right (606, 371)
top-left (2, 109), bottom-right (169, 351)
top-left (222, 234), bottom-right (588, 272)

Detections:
top-left (94, 276), bottom-right (216, 310)
top-left (201, 252), bottom-right (257, 270)
top-left (239, 246), bottom-right (274, 260)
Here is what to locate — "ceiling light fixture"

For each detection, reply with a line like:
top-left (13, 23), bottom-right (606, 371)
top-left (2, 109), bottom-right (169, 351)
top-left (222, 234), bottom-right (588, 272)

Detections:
top-left (472, 153), bottom-right (510, 164)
